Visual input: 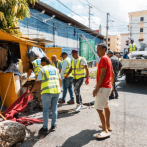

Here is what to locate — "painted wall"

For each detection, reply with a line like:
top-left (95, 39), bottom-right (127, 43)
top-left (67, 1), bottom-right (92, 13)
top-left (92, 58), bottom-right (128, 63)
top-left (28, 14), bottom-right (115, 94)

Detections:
top-left (120, 34), bottom-right (129, 53)
top-left (18, 8), bottom-right (103, 59)
top-left (129, 11), bottom-right (147, 47)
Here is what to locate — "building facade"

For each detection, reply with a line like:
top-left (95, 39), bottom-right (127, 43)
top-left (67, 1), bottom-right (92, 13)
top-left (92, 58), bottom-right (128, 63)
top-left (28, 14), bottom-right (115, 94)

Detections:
top-left (104, 35), bottom-right (121, 52)
top-left (18, 1), bottom-right (104, 59)
top-left (120, 33), bottom-right (129, 53)
top-left (129, 10), bottom-right (147, 47)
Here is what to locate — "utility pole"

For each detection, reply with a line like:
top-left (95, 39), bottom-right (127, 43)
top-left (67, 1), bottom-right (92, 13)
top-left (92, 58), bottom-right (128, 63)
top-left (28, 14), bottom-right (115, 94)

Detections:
top-left (106, 13), bottom-right (109, 49)
top-left (88, 5), bottom-right (92, 28)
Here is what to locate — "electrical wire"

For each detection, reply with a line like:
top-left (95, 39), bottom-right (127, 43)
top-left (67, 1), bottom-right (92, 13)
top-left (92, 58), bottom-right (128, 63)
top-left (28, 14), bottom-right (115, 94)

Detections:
top-left (56, 0), bottom-right (86, 20)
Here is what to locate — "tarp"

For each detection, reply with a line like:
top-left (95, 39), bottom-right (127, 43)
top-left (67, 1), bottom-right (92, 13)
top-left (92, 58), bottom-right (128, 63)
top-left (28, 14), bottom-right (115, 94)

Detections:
top-left (2, 90), bottom-right (43, 126)
top-left (80, 38), bottom-right (95, 62)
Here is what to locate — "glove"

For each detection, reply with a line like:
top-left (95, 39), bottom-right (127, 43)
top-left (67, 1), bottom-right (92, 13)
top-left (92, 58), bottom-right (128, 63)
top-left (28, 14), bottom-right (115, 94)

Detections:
top-left (64, 74), bottom-right (68, 79)
top-left (85, 77), bottom-right (89, 85)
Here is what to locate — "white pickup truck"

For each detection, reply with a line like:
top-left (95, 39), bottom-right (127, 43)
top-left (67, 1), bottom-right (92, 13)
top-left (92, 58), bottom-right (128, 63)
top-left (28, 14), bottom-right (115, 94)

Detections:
top-left (121, 44), bottom-right (147, 83)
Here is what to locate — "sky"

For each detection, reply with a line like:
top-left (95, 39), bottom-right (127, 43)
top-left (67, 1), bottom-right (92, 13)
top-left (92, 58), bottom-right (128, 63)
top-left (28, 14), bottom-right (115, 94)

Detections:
top-left (41, 0), bottom-right (147, 35)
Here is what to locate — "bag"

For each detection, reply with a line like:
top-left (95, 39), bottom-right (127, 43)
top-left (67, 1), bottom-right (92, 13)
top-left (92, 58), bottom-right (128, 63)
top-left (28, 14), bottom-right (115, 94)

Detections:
top-left (28, 46), bottom-right (46, 62)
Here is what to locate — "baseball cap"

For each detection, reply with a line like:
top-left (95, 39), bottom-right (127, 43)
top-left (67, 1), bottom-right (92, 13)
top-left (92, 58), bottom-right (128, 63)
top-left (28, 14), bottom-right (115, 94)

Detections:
top-left (107, 50), bottom-right (114, 54)
top-left (131, 39), bottom-right (134, 42)
top-left (126, 51), bottom-right (128, 53)
top-left (70, 49), bottom-right (78, 55)
top-left (60, 52), bottom-right (68, 57)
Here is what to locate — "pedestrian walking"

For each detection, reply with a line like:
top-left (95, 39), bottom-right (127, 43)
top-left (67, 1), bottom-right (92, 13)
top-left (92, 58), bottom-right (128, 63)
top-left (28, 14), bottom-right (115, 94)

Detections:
top-left (107, 50), bottom-right (122, 99)
top-left (27, 52), bottom-right (42, 107)
top-left (58, 52), bottom-right (75, 104)
top-left (93, 43), bottom-right (114, 139)
top-left (25, 57), bottom-right (60, 134)
top-left (66, 49), bottom-right (89, 112)
top-left (51, 55), bottom-right (62, 73)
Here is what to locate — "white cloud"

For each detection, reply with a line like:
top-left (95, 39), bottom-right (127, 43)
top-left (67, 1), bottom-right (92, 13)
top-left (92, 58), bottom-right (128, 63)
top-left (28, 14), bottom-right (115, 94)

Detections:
top-left (42, 0), bottom-right (147, 35)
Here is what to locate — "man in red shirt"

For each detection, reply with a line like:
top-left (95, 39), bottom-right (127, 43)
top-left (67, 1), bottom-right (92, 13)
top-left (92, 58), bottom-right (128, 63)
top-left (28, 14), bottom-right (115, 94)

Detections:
top-left (93, 43), bottom-right (114, 139)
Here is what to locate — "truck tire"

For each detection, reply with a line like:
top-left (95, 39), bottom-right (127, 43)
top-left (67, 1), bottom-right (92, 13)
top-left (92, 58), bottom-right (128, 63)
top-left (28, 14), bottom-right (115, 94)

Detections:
top-left (126, 73), bottom-right (130, 83)
top-left (130, 75), bottom-right (135, 83)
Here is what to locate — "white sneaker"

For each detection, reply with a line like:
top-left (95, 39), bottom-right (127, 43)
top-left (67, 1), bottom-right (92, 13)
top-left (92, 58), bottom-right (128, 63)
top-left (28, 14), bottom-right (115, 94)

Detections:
top-left (75, 104), bottom-right (82, 112)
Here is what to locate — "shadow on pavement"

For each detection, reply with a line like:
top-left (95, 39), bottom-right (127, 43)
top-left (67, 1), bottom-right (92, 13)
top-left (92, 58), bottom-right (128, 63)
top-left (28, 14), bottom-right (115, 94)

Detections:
top-left (117, 79), bottom-right (147, 95)
top-left (61, 129), bottom-right (102, 147)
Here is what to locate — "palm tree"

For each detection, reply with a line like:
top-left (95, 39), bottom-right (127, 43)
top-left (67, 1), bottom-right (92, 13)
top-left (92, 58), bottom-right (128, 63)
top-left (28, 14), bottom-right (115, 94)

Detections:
top-left (0, 0), bottom-right (37, 35)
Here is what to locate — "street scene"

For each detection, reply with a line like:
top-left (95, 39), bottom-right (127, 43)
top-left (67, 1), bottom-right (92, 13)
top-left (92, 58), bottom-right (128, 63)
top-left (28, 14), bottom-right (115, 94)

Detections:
top-left (0, 0), bottom-right (147, 147)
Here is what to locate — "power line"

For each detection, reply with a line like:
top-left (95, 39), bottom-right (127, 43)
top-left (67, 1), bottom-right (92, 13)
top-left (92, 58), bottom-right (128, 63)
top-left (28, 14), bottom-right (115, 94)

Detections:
top-left (56, 0), bottom-right (86, 20)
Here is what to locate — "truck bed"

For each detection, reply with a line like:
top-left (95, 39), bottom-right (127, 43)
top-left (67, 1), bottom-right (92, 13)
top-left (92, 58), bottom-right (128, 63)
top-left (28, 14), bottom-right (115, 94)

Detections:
top-left (121, 59), bottom-right (147, 70)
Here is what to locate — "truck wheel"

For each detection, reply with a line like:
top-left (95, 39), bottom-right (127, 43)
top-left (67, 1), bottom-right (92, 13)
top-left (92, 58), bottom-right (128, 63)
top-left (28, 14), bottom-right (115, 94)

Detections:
top-left (126, 73), bottom-right (130, 83)
top-left (130, 75), bottom-right (135, 83)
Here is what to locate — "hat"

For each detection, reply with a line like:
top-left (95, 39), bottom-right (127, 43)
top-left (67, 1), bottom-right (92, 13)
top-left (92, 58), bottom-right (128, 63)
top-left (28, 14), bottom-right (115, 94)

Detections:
top-left (107, 50), bottom-right (114, 54)
top-left (70, 49), bottom-right (78, 55)
top-left (126, 51), bottom-right (128, 53)
top-left (60, 52), bottom-right (68, 57)
top-left (131, 39), bottom-right (134, 42)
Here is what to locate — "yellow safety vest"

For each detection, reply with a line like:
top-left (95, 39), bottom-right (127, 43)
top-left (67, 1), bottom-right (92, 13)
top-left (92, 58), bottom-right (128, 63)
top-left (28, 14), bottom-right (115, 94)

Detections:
top-left (52, 60), bottom-right (62, 69)
top-left (40, 65), bottom-right (60, 95)
top-left (32, 59), bottom-right (42, 76)
top-left (129, 44), bottom-right (136, 52)
top-left (71, 57), bottom-right (85, 79)
top-left (63, 58), bottom-right (73, 77)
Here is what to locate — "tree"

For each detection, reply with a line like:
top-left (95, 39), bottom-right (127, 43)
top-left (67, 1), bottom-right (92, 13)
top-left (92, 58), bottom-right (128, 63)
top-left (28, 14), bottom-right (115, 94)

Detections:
top-left (0, 0), bottom-right (37, 35)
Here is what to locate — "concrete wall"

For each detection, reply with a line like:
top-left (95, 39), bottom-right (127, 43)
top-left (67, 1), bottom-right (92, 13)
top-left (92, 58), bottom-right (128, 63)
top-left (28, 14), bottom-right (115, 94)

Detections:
top-left (18, 8), bottom-right (103, 59)
top-left (104, 35), bottom-right (121, 52)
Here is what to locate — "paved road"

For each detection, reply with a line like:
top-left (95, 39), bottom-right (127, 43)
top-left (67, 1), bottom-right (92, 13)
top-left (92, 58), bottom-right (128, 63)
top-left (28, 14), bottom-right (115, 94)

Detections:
top-left (20, 75), bottom-right (147, 147)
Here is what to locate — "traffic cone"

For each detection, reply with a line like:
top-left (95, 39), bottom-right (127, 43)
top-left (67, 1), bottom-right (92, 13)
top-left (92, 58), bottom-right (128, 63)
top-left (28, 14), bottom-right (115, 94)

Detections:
top-left (95, 62), bottom-right (97, 67)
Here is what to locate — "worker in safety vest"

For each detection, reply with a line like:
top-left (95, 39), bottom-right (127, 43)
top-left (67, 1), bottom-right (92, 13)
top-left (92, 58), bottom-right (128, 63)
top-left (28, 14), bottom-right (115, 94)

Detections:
top-left (25, 57), bottom-right (60, 134)
top-left (66, 49), bottom-right (89, 112)
top-left (51, 55), bottom-right (62, 73)
top-left (27, 52), bottom-right (42, 106)
top-left (58, 52), bottom-right (74, 104)
top-left (128, 39), bottom-right (137, 52)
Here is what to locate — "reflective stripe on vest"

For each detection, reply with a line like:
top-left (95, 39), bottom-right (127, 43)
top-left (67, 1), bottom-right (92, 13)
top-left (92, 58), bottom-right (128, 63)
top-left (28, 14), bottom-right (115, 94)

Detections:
top-left (71, 57), bottom-right (85, 79)
top-left (129, 44), bottom-right (136, 52)
top-left (52, 60), bottom-right (62, 69)
top-left (40, 65), bottom-right (60, 95)
top-left (32, 59), bottom-right (42, 76)
top-left (63, 58), bottom-right (73, 77)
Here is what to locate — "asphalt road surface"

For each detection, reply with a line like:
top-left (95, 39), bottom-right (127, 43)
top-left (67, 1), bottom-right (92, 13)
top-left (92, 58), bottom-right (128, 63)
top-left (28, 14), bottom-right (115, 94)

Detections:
top-left (19, 75), bottom-right (147, 147)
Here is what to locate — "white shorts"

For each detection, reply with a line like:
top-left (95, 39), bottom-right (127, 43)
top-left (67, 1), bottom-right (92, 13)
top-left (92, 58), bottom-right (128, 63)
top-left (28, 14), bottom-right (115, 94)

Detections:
top-left (94, 88), bottom-right (112, 110)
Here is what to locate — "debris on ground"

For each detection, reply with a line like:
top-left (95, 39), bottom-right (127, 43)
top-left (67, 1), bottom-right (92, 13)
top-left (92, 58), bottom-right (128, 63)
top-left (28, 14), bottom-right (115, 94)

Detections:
top-left (0, 120), bottom-right (26, 147)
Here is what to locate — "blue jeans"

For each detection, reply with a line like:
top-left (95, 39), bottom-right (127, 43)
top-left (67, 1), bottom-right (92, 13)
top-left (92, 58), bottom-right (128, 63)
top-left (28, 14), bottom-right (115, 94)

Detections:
top-left (62, 77), bottom-right (74, 102)
top-left (42, 93), bottom-right (59, 128)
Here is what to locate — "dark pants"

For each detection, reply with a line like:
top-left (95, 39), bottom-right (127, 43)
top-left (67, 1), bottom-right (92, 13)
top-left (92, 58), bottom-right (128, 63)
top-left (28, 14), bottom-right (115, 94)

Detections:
top-left (73, 77), bottom-right (84, 105)
top-left (110, 76), bottom-right (118, 98)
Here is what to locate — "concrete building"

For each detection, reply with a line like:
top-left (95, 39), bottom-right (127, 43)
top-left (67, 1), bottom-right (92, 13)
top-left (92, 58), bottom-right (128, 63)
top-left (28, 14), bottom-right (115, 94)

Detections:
top-left (129, 10), bottom-right (147, 47)
top-left (18, 1), bottom-right (104, 61)
top-left (120, 33), bottom-right (129, 53)
top-left (104, 35), bottom-right (121, 52)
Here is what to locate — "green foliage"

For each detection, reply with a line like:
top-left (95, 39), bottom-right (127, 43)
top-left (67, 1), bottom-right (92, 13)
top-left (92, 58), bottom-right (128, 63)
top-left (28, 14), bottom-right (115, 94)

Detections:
top-left (0, 0), bottom-right (37, 35)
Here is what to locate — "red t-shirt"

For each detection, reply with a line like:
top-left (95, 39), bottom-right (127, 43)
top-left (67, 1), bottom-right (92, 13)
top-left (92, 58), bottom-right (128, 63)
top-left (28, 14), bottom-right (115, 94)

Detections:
top-left (97, 55), bottom-right (113, 88)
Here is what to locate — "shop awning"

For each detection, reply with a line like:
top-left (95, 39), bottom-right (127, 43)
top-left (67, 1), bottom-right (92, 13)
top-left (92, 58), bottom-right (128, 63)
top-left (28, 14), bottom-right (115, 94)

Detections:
top-left (0, 30), bottom-right (52, 48)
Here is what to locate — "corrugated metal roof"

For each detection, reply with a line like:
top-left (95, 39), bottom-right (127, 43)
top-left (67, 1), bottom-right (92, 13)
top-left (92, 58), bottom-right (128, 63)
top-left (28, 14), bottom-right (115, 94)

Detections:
top-left (30, 1), bottom-right (104, 39)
